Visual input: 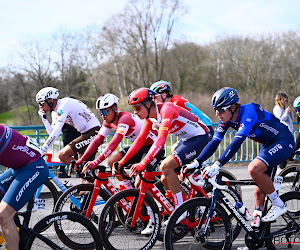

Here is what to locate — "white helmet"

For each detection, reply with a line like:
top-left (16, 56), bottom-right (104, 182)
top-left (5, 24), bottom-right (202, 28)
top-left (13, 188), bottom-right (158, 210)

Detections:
top-left (36, 87), bottom-right (59, 103)
top-left (96, 94), bottom-right (119, 110)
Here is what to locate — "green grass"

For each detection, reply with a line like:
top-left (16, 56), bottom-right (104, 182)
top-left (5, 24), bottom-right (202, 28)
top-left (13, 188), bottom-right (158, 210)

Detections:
top-left (0, 110), bottom-right (13, 125)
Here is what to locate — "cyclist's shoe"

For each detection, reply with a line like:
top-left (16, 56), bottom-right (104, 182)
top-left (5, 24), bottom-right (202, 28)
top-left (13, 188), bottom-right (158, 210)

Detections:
top-left (141, 220), bottom-right (155, 235)
top-left (261, 204), bottom-right (287, 222)
top-left (58, 172), bottom-right (71, 178)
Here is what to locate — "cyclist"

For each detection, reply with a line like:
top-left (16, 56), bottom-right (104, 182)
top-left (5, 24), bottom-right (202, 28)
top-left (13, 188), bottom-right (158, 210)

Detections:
top-left (78, 93), bottom-right (163, 190)
top-left (0, 125), bottom-right (49, 250)
top-left (119, 88), bottom-right (209, 231)
top-left (185, 87), bottom-right (294, 223)
top-left (36, 87), bottom-right (101, 168)
top-left (150, 80), bottom-right (214, 139)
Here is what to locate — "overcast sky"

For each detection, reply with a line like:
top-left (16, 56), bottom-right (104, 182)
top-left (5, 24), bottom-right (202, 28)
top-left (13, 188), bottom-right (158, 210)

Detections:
top-left (1, 0), bottom-right (300, 66)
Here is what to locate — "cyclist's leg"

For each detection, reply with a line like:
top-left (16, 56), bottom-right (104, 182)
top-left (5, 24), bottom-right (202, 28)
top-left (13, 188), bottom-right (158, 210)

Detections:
top-left (250, 137), bottom-right (294, 222)
top-left (163, 134), bottom-right (209, 206)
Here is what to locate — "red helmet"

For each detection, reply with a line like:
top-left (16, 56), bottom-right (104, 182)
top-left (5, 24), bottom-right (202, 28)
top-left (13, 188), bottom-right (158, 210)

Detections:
top-left (128, 88), bottom-right (156, 105)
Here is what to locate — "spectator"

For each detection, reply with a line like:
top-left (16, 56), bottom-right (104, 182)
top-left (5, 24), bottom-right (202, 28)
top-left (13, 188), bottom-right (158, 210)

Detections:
top-left (273, 92), bottom-right (293, 133)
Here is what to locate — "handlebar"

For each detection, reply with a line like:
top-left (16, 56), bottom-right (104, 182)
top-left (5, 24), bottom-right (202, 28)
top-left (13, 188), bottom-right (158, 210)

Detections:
top-left (70, 160), bottom-right (95, 182)
top-left (91, 165), bottom-right (109, 182)
top-left (187, 174), bottom-right (205, 187)
top-left (208, 174), bottom-right (228, 190)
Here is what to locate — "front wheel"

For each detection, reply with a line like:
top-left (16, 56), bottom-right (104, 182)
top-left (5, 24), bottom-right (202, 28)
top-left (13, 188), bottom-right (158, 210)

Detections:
top-left (25, 211), bottom-right (103, 249)
top-left (99, 189), bottom-right (161, 250)
top-left (164, 197), bottom-right (232, 250)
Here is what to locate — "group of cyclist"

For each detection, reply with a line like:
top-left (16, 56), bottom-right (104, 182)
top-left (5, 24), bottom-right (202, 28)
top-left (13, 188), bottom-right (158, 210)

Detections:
top-left (0, 80), bottom-right (299, 249)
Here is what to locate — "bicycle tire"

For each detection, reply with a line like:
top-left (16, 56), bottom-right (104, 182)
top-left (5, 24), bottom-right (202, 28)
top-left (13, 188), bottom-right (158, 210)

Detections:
top-left (99, 189), bottom-right (161, 250)
top-left (25, 211), bottom-right (103, 249)
top-left (20, 179), bottom-right (59, 230)
top-left (54, 183), bottom-right (111, 227)
top-left (164, 197), bottom-right (232, 250)
top-left (278, 165), bottom-right (300, 196)
top-left (264, 191), bottom-right (300, 249)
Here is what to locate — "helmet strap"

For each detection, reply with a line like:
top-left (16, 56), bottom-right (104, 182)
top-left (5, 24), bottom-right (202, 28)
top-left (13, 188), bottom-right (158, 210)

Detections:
top-left (45, 100), bottom-right (54, 112)
top-left (109, 107), bottom-right (118, 123)
top-left (229, 105), bottom-right (236, 121)
top-left (144, 101), bottom-right (153, 119)
top-left (161, 93), bottom-right (167, 103)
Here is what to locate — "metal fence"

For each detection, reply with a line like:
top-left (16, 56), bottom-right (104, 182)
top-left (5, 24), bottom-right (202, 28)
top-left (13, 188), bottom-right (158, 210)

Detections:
top-left (11, 124), bottom-right (300, 165)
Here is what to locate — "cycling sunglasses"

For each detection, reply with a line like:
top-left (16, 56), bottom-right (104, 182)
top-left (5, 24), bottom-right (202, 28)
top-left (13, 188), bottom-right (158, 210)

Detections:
top-left (214, 105), bottom-right (231, 114)
top-left (131, 103), bottom-right (143, 112)
top-left (38, 101), bottom-right (45, 107)
top-left (296, 108), bottom-right (300, 112)
top-left (99, 109), bottom-right (110, 116)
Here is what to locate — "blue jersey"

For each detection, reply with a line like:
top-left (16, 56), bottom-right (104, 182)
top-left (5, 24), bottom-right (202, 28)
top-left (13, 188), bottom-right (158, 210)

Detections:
top-left (197, 103), bottom-right (294, 166)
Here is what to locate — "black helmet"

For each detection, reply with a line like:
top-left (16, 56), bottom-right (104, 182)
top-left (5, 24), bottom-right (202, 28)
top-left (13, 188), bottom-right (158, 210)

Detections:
top-left (211, 87), bottom-right (239, 109)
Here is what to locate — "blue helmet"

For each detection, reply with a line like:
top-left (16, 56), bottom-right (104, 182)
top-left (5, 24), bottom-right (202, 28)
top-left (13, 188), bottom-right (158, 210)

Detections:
top-left (211, 87), bottom-right (239, 109)
top-left (293, 96), bottom-right (300, 108)
top-left (150, 80), bottom-right (171, 93)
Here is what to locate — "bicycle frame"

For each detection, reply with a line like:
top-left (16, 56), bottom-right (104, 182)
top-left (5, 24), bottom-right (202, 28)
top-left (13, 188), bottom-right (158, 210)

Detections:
top-left (114, 171), bottom-right (215, 228)
top-left (85, 170), bottom-right (121, 218)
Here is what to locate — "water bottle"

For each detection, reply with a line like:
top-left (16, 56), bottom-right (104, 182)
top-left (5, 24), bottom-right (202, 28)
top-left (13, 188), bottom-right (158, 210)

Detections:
top-left (236, 202), bottom-right (252, 221)
top-left (64, 180), bottom-right (73, 189)
top-left (251, 206), bottom-right (262, 228)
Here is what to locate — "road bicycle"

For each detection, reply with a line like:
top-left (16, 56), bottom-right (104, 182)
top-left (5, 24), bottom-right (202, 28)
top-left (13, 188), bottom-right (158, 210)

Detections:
top-left (164, 167), bottom-right (300, 250)
top-left (0, 188), bottom-right (103, 249)
top-left (98, 164), bottom-right (241, 250)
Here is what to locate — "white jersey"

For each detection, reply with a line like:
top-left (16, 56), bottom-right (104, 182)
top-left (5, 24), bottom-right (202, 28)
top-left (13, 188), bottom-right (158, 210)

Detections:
top-left (42, 97), bottom-right (100, 152)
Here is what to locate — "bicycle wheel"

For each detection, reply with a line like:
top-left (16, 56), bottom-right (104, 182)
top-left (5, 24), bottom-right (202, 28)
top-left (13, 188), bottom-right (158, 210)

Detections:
top-left (99, 189), bottom-right (161, 250)
top-left (54, 183), bottom-right (110, 227)
top-left (278, 165), bottom-right (300, 196)
top-left (264, 191), bottom-right (300, 249)
top-left (20, 179), bottom-right (59, 229)
top-left (164, 197), bottom-right (232, 250)
top-left (25, 211), bottom-right (103, 250)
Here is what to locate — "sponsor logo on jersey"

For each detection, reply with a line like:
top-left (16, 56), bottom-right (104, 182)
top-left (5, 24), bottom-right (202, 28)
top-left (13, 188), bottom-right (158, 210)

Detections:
top-left (169, 120), bottom-right (185, 134)
top-left (184, 150), bottom-right (197, 160)
top-left (259, 123), bottom-right (279, 135)
top-left (217, 126), bottom-right (225, 133)
top-left (12, 145), bottom-right (37, 157)
top-left (58, 109), bottom-right (64, 116)
top-left (268, 144), bottom-right (283, 156)
top-left (75, 135), bottom-right (98, 149)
